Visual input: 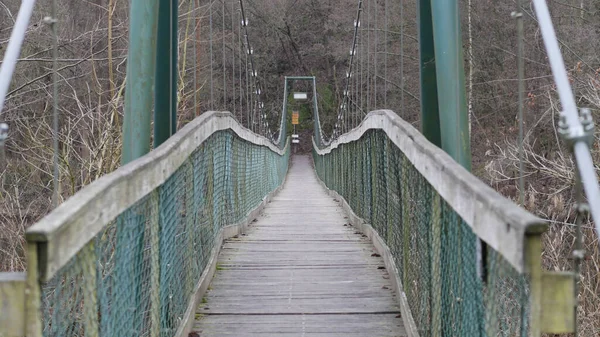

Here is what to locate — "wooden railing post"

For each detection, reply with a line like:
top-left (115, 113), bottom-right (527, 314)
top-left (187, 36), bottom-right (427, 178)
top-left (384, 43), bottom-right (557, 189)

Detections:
top-left (0, 272), bottom-right (26, 337)
top-left (430, 193), bottom-right (442, 337)
top-left (24, 242), bottom-right (42, 337)
top-left (526, 232), bottom-right (576, 336)
top-left (385, 138), bottom-right (393, 244)
top-left (150, 191), bottom-right (161, 337)
top-left (526, 234), bottom-right (543, 337)
top-left (400, 155), bottom-right (411, 296)
top-left (82, 242), bottom-right (99, 337)
top-left (370, 134), bottom-right (377, 225)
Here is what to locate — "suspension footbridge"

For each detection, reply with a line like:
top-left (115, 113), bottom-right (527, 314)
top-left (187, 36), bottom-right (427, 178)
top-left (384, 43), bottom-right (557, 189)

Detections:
top-left (0, 0), bottom-right (598, 336)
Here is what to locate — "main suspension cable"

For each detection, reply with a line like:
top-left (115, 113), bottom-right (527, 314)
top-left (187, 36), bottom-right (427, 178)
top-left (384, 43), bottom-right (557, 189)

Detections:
top-left (334, 0), bottom-right (362, 138)
top-left (238, 0), bottom-right (270, 136)
top-left (222, 0), bottom-right (226, 109)
top-left (210, 0), bottom-right (214, 109)
top-left (231, 0), bottom-right (236, 118)
top-left (50, 0), bottom-right (59, 208)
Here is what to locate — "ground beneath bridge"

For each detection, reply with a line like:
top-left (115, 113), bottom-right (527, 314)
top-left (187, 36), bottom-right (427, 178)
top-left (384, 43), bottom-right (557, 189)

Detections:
top-left (193, 155), bottom-right (406, 336)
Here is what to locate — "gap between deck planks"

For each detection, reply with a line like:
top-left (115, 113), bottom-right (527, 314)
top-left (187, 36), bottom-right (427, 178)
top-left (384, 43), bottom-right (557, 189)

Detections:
top-left (193, 155), bottom-right (406, 337)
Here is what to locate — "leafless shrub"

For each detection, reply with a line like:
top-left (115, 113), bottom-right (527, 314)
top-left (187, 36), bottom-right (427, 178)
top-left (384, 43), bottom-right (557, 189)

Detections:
top-left (484, 95), bottom-right (600, 334)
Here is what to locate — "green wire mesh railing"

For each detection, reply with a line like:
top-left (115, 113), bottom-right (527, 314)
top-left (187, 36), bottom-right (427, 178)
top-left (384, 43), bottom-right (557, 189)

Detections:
top-left (25, 112), bottom-right (289, 337)
top-left (313, 110), bottom-right (545, 337)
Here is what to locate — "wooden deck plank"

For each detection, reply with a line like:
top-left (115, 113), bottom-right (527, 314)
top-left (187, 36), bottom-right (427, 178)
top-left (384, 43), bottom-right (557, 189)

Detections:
top-left (193, 155), bottom-right (406, 336)
top-left (194, 314), bottom-right (406, 336)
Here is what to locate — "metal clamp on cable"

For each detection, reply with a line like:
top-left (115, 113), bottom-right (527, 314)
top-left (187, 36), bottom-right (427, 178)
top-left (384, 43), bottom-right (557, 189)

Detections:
top-left (556, 107), bottom-right (594, 336)
top-left (43, 16), bottom-right (58, 25)
top-left (0, 123), bottom-right (9, 171)
top-left (558, 108), bottom-right (595, 150)
top-left (0, 123), bottom-right (8, 146)
top-left (510, 11), bottom-right (523, 19)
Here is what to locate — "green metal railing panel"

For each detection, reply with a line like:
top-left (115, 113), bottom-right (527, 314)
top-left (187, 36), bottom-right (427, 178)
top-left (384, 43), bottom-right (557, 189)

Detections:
top-left (313, 122), bottom-right (537, 337)
top-left (30, 118), bottom-right (289, 337)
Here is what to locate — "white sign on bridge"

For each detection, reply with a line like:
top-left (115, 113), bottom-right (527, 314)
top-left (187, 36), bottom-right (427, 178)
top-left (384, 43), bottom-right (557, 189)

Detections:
top-left (293, 92), bottom-right (307, 100)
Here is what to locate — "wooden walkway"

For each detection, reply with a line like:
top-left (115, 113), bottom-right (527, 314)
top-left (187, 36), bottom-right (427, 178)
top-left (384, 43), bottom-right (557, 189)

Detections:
top-left (193, 155), bottom-right (406, 336)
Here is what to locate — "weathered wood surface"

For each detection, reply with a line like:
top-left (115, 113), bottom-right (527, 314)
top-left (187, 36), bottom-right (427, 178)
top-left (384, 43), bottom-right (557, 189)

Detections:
top-left (25, 111), bottom-right (288, 281)
top-left (194, 155), bottom-right (406, 336)
top-left (0, 272), bottom-right (25, 337)
top-left (313, 109), bottom-right (546, 273)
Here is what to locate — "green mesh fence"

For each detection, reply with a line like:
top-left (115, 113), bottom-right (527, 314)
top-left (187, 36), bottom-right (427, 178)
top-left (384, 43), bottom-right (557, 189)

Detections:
top-left (39, 129), bottom-right (289, 337)
top-left (313, 129), bottom-right (529, 337)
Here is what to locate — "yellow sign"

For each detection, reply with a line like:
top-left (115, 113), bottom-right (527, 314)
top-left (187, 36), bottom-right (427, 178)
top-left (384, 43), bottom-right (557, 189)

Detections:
top-left (292, 111), bottom-right (299, 125)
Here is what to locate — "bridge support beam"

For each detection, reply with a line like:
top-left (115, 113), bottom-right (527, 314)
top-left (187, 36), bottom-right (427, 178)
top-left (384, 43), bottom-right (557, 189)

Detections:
top-left (429, 0), bottom-right (471, 170)
top-left (154, 0), bottom-right (178, 148)
top-left (417, 0), bottom-right (441, 148)
top-left (122, 0), bottom-right (160, 164)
